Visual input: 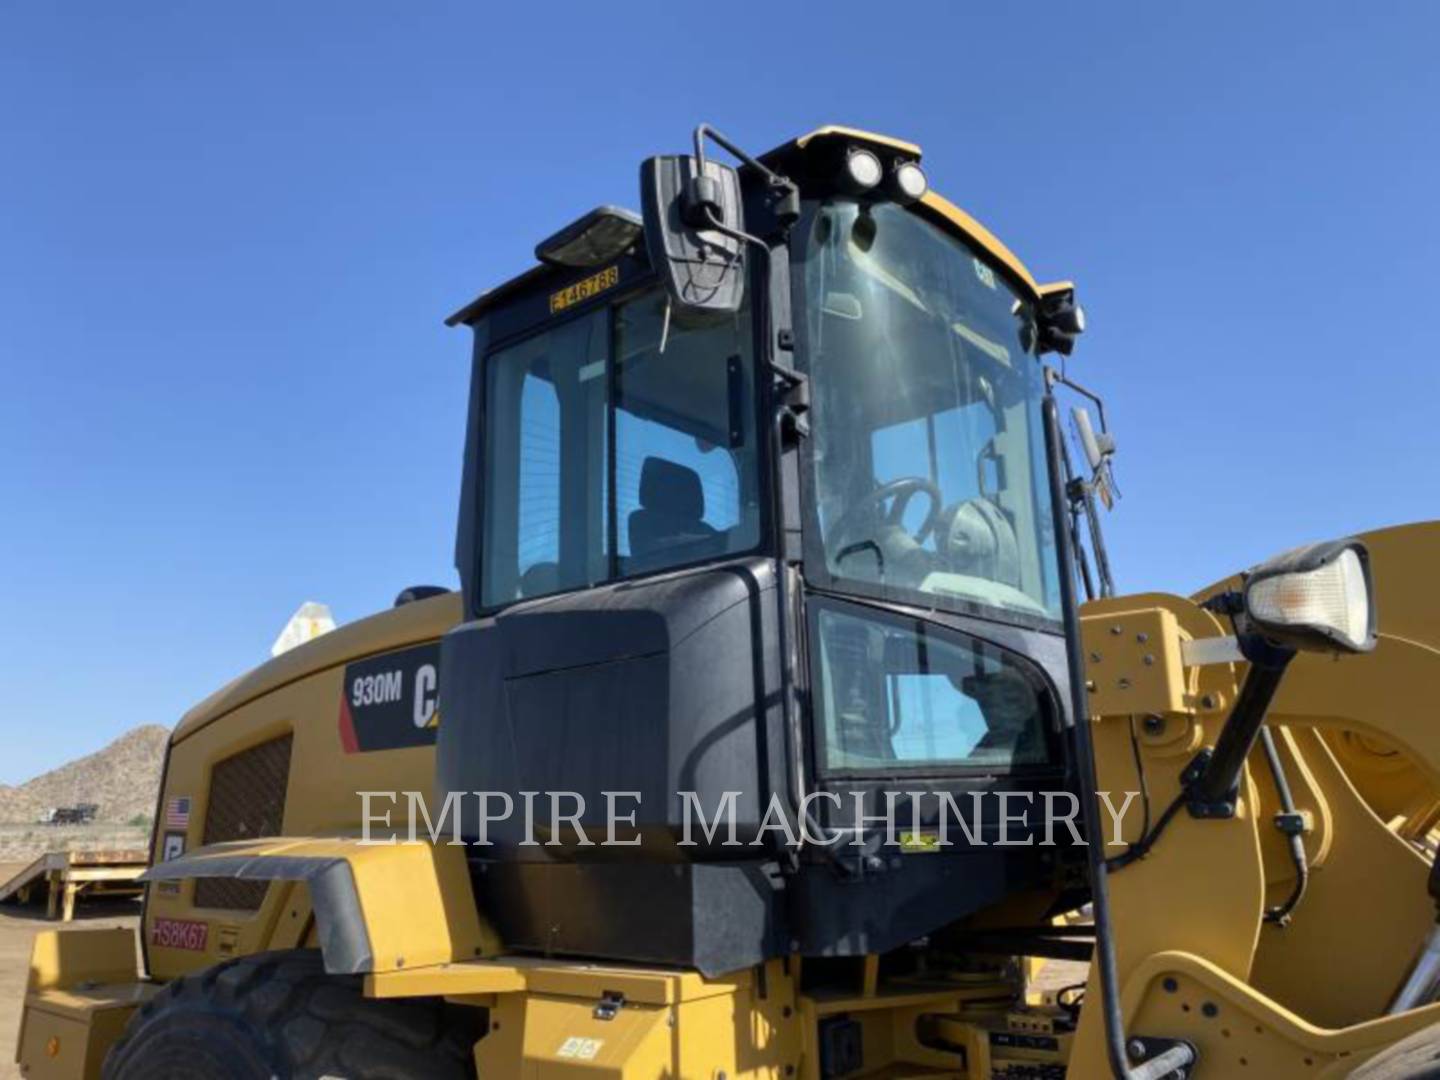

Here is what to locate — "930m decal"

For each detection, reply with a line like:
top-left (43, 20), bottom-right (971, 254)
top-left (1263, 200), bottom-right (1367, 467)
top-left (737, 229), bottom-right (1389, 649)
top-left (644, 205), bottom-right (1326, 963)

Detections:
top-left (338, 642), bottom-right (441, 753)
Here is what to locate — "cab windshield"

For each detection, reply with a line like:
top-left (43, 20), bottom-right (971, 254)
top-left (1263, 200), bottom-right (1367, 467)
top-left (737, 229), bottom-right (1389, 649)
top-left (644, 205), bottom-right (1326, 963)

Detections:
top-left (796, 200), bottom-right (1060, 622)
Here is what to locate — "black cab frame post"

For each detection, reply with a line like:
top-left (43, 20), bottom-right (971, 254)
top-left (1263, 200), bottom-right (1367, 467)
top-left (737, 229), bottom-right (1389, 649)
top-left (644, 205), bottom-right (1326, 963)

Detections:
top-left (1042, 389), bottom-right (1196, 1080)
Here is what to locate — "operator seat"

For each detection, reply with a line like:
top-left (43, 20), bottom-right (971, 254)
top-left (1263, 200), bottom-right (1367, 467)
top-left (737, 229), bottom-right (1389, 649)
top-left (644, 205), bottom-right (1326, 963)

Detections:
top-left (944, 498), bottom-right (1021, 587)
top-left (518, 561), bottom-right (560, 598)
top-left (628, 457), bottom-right (718, 568)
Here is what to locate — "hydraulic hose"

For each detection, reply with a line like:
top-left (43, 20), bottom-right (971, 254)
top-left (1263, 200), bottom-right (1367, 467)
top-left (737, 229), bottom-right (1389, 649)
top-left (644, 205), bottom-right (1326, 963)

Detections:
top-left (1258, 727), bottom-right (1309, 924)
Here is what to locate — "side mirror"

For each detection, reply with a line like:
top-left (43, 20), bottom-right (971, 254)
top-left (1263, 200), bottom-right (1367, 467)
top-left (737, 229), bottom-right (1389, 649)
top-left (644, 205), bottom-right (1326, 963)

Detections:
top-left (1071, 405), bottom-right (1117, 509)
top-left (640, 155), bottom-right (745, 317)
top-left (1072, 406), bottom-right (1115, 473)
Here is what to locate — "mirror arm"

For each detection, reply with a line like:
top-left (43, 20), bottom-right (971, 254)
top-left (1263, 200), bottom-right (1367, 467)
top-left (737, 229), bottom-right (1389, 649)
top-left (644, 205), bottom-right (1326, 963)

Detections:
top-left (693, 123), bottom-right (793, 193)
top-left (693, 124), bottom-right (801, 228)
top-left (1048, 367), bottom-right (1110, 434)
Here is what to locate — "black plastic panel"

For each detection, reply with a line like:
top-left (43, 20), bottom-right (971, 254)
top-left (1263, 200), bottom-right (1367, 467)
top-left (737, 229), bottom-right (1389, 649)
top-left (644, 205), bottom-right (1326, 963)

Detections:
top-left (437, 557), bottom-right (785, 859)
top-left (471, 858), bottom-right (782, 977)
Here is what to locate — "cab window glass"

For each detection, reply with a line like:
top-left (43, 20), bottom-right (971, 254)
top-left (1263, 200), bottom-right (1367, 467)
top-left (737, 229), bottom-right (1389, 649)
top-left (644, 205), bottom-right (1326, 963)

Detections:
top-left (799, 199), bottom-right (1061, 622)
top-left (813, 603), bottom-right (1053, 773)
top-left (614, 293), bottom-right (757, 572)
top-left (481, 290), bottom-right (759, 606)
top-left (482, 310), bottom-right (608, 606)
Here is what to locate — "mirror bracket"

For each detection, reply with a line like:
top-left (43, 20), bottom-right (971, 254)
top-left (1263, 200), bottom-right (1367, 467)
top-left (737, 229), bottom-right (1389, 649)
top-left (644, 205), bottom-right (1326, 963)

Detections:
top-left (692, 123), bottom-right (799, 229)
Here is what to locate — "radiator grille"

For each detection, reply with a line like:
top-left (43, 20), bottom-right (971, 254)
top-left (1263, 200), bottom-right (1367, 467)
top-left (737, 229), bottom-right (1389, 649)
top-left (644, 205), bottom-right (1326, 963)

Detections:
top-left (193, 732), bottom-right (293, 911)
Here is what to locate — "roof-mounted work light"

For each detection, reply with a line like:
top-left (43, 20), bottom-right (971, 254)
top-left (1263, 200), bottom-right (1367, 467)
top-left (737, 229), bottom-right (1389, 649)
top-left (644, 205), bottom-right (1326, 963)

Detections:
top-left (1037, 285), bottom-right (1086, 356)
top-left (889, 160), bottom-right (928, 203)
top-left (535, 205), bottom-right (643, 269)
top-left (841, 147), bottom-right (884, 193)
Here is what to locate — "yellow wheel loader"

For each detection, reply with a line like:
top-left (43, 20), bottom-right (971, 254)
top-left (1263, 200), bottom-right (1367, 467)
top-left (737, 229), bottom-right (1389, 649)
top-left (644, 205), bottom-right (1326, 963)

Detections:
top-left (15, 124), bottom-right (1440, 1080)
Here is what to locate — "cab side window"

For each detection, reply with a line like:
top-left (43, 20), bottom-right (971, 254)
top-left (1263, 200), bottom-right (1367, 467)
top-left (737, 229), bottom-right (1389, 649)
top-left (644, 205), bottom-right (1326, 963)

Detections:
top-left (613, 293), bottom-right (757, 573)
top-left (482, 310), bottom-right (609, 607)
top-left (812, 601), bottom-right (1054, 775)
top-left (480, 290), bottom-right (759, 608)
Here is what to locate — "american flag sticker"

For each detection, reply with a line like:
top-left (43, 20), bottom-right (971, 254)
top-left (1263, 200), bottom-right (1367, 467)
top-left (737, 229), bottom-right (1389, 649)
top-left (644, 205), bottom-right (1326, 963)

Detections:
top-left (165, 796), bottom-right (192, 829)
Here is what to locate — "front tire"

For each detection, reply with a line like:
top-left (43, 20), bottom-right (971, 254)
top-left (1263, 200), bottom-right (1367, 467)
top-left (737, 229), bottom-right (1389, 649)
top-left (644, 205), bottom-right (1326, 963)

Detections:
top-left (104, 950), bottom-right (482, 1080)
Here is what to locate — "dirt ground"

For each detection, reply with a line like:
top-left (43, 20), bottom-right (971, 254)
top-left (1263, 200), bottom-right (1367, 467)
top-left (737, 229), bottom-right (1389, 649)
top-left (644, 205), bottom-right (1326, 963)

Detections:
top-left (0, 862), bottom-right (139, 1080)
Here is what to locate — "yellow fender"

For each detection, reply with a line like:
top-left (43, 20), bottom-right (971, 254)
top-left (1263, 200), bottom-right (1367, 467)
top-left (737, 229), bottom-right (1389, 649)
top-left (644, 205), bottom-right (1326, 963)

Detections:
top-left (142, 835), bottom-right (500, 975)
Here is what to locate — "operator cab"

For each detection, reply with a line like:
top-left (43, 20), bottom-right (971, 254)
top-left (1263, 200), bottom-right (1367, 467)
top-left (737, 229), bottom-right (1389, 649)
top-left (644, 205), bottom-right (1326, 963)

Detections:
top-left (439, 126), bottom-right (1087, 975)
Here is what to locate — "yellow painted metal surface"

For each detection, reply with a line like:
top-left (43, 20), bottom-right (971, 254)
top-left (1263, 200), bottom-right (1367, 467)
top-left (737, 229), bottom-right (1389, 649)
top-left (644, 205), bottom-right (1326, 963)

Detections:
top-left (1081, 605), bottom-right (1192, 718)
top-left (366, 957), bottom-right (528, 999)
top-left (146, 590), bottom-right (463, 981)
top-left (1308, 522), bottom-right (1440, 839)
top-left (171, 589), bottom-right (460, 741)
top-left (16, 1004), bottom-right (144, 1080)
top-left (1325, 728), bottom-right (1440, 836)
top-left (16, 929), bottom-right (157, 1080)
top-left (1120, 951), bottom-right (1440, 1078)
top-left (154, 835), bottom-right (499, 974)
top-left (1248, 728), bottom-right (1429, 1027)
top-left (792, 124), bottom-right (924, 157)
top-left (484, 993), bottom-right (673, 1077)
top-left (25, 927), bottom-right (137, 992)
top-left (475, 959), bottom-right (802, 1078)
top-left (1071, 594), bottom-right (1261, 1075)
top-left (1065, 527), bottom-right (1440, 1075)
top-left (1250, 726), bottom-right (1333, 907)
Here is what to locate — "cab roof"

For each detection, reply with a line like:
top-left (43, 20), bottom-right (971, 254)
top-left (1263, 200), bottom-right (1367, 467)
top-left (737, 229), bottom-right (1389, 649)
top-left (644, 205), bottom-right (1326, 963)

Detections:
top-left (445, 125), bottom-right (1063, 329)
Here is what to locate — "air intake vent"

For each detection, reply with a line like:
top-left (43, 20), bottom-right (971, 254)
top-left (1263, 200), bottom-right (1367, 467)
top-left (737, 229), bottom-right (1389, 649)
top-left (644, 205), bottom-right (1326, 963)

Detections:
top-left (193, 732), bottom-right (294, 911)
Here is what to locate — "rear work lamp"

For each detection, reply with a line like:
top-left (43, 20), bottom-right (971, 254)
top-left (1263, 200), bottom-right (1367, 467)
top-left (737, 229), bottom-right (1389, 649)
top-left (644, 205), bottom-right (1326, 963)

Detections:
top-left (536, 205), bottom-right (643, 269)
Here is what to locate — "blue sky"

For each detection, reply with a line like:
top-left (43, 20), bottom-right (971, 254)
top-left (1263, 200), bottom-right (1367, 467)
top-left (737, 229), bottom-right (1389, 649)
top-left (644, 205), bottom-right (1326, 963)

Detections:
top-left (2, 4), bottom-right (1437, 783)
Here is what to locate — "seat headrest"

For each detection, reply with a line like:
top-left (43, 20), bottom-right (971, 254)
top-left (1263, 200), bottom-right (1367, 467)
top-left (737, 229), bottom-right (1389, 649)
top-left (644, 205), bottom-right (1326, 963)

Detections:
top-left (638, 457), bottom-right (704, 520)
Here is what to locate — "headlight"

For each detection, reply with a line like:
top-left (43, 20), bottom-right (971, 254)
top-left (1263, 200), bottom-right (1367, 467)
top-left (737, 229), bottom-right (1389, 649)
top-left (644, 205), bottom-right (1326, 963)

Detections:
top-left (1243, 539), bottom-right (1376, 654)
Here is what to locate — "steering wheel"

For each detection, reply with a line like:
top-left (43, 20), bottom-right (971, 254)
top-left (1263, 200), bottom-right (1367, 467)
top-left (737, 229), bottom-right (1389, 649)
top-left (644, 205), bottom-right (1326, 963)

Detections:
top-left (829, 477), bottom-right (943, 571)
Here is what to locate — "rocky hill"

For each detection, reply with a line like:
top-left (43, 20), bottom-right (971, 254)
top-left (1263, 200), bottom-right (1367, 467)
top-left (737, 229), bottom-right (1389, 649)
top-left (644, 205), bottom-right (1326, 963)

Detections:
top-left (0, 725), bottom-right (169, 825)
